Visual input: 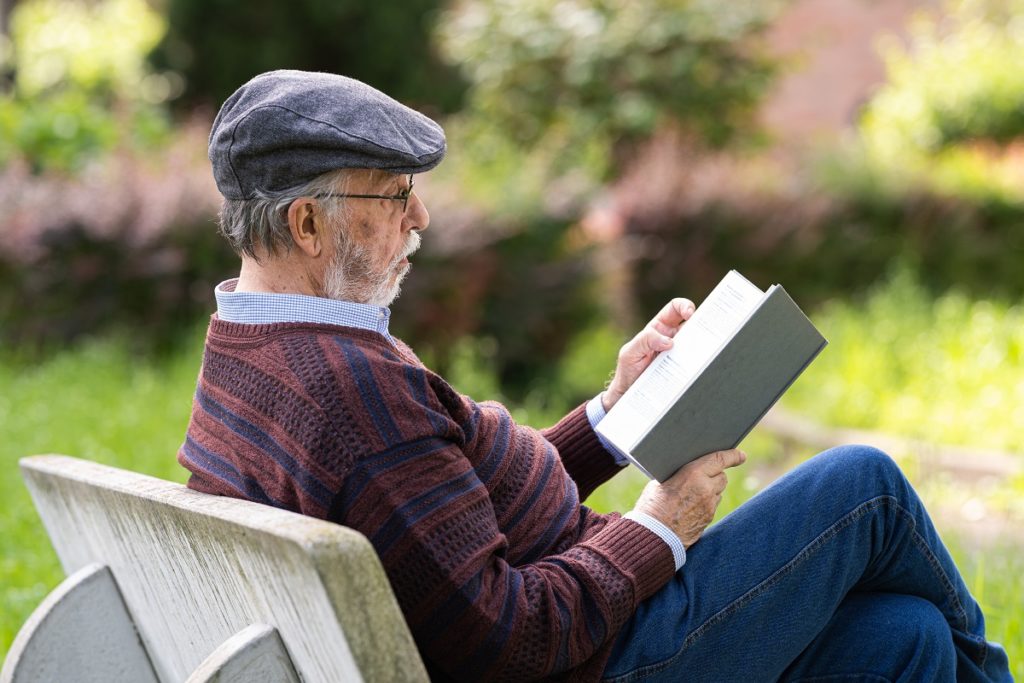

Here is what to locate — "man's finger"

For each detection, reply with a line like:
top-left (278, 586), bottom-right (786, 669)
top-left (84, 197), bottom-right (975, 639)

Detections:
top-left (625, 327), bottom-right (672, 360)
top-left (648, 298), bottom-right (695, 336)
top-left (699, 449), bottom-right (746, 475)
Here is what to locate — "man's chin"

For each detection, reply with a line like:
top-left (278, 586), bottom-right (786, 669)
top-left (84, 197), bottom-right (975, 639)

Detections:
top-left (368, 284), bottom-right (402, 308)
top-left (366, 268), bottom-right (408, 307)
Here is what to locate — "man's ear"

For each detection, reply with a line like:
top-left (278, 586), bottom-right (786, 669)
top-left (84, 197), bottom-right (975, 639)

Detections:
top-left (287, 197), bottom-right (324, 258)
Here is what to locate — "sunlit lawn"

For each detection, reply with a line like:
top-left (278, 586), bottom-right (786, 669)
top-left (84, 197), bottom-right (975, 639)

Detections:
top-left (784, 268), bottom-right (1024, 454)
top-left (1, 274), bottom-right (1022, 677)
top-left (0, 330), bottom-right (202, 656)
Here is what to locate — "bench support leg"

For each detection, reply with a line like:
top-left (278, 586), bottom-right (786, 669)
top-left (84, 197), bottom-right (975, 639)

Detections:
top-left (0, 563), bottom-right (159, 683)
top-left (185, 623), bottom-right (302, 683)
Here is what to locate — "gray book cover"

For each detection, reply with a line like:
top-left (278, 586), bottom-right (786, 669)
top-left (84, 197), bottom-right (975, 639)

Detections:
top-left (632, 285), bottom-right (827, 482)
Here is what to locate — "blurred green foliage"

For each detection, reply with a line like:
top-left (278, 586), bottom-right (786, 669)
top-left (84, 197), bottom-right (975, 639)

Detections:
top-left (9, 0), bottom-right (164, 97)
top-left (2, 0), bottom-right (1023, 405)
top-left (151, 0), bottom-right (465, 112)
top-left (437, 0), bottom-right (785, 178)
top-left (783, 266), bottom-right (1024, 453)
top-left (853, 0), bottom-right (1024, 201)
top-left (0, 0), bottom-right (175, 172)
top-left (862, 0), bottom-right (1024, 153)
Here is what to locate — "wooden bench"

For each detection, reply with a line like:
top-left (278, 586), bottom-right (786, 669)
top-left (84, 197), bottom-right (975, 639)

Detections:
top-left (1, 455), bottom-right (429, 683)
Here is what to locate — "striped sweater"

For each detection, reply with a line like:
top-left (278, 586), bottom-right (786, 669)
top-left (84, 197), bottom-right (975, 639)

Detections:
top-left (179, 318), bottom-right (676, 681)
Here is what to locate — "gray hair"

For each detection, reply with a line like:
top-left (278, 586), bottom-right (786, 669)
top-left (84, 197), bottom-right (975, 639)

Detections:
top-left (217, 168), bottom-right (354, 259)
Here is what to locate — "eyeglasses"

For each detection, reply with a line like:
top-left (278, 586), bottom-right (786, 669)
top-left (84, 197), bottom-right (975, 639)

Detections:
top-left (315, 174), bottom-right (415, 213)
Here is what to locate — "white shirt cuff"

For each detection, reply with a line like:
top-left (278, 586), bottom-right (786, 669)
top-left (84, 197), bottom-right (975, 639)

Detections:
top-left (586, 393), bottom-right (631, 467)
top-left (624, 511), bottom-right (687, 571)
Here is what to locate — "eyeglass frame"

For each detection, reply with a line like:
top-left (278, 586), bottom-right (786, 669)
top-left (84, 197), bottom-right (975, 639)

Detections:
top-left (313, 174), bottom-right (415, 213)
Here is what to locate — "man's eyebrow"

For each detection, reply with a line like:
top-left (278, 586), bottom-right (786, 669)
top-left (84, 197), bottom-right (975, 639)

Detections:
top-left (370, 173), bottom-right (406, 192)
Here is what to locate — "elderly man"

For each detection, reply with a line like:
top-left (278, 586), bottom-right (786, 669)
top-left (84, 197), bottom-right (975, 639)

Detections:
top-left (180, 70), bottom-right (1011, 682)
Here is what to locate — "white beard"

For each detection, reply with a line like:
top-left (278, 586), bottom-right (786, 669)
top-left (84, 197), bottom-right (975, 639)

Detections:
top-left (324, 230), bottom-right (420, 307)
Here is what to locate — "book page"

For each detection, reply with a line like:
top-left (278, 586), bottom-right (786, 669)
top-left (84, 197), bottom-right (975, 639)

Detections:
top-left (597, 271), bottom-right (764, 453)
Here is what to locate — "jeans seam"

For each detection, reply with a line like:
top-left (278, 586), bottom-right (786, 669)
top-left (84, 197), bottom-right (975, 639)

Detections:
top-left (898, 505), bottom-right (989, 668)
top-left (902, 508), bottom-right (968, 631)
top-left (787, 675), bottom-right (893, 682)
top-left (604, 493), bottom-right (971, 683)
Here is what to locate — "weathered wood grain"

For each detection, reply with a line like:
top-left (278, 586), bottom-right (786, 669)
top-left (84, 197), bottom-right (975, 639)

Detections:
top-left (14, 455), bottom-right (429, 683)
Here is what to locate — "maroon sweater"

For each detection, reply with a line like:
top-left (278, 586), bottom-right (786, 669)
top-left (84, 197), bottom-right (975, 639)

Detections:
top-left (179, 319), bottom-right (675, 681)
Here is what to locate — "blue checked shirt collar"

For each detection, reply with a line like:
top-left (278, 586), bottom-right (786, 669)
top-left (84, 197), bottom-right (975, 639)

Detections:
top-left (214, 278), bottom-right (393, 341)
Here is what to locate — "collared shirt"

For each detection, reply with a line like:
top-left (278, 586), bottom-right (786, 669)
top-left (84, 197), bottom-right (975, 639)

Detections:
top-left (213, 278), bottom-right (686, 569)
top-left (215, 278), bottom-right (394, 340)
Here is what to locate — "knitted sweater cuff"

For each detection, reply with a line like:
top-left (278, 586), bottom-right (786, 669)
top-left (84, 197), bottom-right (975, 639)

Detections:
top-left (586, 515), bottom-right (677, 602)
top-left (544, 403), bottom-right (623, 499)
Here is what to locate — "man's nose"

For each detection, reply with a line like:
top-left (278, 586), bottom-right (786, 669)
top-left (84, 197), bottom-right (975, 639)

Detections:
top-left (405, 192), bottom-right (429, 232)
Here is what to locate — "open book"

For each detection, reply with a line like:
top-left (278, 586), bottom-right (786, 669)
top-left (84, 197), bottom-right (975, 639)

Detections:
top-left (596, 270), bottom-right (827, 482)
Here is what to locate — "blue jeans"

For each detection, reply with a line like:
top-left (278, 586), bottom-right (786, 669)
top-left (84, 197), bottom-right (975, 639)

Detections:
top-left (603, 446), bottom-right (1013, 682)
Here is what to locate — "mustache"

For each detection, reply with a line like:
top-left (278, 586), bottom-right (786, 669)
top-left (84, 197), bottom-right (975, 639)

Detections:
top-left (398, 230), bottom-right (421, 262)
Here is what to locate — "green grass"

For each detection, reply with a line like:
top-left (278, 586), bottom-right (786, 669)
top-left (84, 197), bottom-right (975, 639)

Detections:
top-left (0, 327), bottom-right (205, 656)
top-left (783, 267), bottom-right (1024, 453)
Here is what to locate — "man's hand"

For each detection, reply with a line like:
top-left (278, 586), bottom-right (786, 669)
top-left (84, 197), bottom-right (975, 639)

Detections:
top-left (602, 297), bottom-right (695, 412)
top-left (632, 449), bottom-right (747, 548)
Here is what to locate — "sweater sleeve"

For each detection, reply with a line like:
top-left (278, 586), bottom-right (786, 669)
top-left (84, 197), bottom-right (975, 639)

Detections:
top-left (330, 404), bottom-right (675, 681)
top-left (541, 403), bottom-right (624, 501)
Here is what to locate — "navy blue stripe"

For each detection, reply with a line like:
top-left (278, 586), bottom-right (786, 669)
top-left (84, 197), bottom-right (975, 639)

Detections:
top-left (459, 569), bottom-right (521, 676)
top-left (372, 470), bottom-right (483, 555)
top-left (543, 557), bottom-right (608, 645)
top-left (335, 436), bottom-right (452, 518)
top-left (552, 590), bottom-right (573, 672)
top-left (579, 574), bottom-right (607, 645)
top-left (181, 437), bottom-right (248, 497)
top-left (183, 437), bottom-right (281, 508)
top-left (504, 445), bottom-right (555, 531)
top-left (418, 574), bottom-right (484, 649)
top-left (516, 476), bottom-right (578, 565)
top-left (460, 399), bottom-right (480, 445)
top-left (335, 338), bottom-right (402, 443)
top-left (474, 412), bottom-right (511, 485)
top-left (404, 366), bottom-right (448, 434)
top-left (197, 388), bottom-right (333, 510)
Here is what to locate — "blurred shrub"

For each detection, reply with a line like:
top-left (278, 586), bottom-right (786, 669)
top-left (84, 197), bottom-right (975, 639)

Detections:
top-left (393, 210), bottom-right (604, 401)
top-left (437, 0), bottom-right (786, 179)
top-left (597, 129), bottom-right (1024, 316)
top-left (0, 113), bottom-right (603, 389)
top-left (862, 0), bottom-right (1024, 153)
top-left (0, 0), bottom-right (178, 172)
top-left (151, 0), bottom-right (465, 112)
top-left (855, 0), bottom-right (1024, 201)
top-left (9, 0), bottom-right (164, 96)
top-left (0, 119), bottom-right (231, 351)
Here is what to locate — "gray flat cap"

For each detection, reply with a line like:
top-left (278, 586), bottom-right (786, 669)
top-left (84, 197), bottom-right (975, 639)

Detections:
top-left (209, 70), bottom-right (446, 199)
